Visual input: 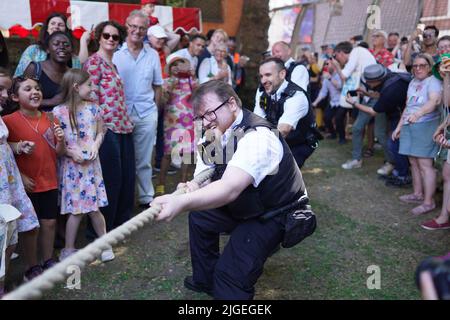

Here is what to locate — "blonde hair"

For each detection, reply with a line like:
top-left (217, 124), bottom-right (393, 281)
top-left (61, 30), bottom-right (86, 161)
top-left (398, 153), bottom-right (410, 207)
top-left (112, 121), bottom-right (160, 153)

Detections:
top-left (60, 69), bottom-right (91, 134)
top-left (212, 29), bottom-right (229, 43)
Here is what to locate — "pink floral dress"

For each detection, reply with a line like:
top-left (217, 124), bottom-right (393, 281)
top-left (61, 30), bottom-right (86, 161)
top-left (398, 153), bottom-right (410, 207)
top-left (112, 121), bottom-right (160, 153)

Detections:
top-left (53, 103), bottom-right (108, 215)
top-left (163, 76), bottom-right (198, 156)
top-left (0, 117), bottom-right (39, 232)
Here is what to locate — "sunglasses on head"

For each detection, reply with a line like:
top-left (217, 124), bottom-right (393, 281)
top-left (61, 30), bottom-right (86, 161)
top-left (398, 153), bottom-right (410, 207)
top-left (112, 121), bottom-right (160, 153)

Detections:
top-left (102, 33), bottom-right (120, 42)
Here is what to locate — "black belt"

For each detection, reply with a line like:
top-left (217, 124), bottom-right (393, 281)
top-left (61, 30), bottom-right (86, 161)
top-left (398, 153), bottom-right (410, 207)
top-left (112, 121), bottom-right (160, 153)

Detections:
top-left (259, 194), bottom-right (309, 221)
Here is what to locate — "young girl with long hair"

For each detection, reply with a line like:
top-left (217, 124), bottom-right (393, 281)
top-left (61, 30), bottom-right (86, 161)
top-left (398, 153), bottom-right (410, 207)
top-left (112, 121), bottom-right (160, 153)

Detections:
top-left (52, 69), bottom-right (113, 262)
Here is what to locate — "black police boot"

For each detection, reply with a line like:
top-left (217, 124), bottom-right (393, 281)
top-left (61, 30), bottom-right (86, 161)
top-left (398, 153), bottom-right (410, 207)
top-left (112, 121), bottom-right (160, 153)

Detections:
top-left (184, 276), bottom-right (213, 297)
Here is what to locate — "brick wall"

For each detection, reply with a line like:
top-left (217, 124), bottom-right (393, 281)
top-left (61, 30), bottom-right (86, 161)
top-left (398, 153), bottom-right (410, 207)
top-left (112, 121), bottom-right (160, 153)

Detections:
top-left (423, 0), bottom-right (448, 17)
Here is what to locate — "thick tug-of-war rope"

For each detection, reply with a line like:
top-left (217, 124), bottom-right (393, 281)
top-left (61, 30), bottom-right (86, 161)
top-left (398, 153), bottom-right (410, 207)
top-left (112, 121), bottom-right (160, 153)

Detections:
top-left (2, 168), bottom-right (215, 300)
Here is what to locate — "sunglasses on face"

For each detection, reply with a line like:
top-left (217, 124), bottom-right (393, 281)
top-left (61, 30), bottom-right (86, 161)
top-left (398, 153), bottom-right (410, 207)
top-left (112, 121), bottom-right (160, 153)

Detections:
top-left (102, 33), bottom-right (120, 42)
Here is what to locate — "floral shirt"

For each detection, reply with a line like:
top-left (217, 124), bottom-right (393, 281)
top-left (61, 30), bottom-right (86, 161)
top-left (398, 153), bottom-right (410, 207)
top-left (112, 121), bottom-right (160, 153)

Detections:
top-left (370, 48), bottom-right (394, 67)
top-left (14, 44), bottom-right (81, 77)
top-left (83, 53), bottom-right (134, 134)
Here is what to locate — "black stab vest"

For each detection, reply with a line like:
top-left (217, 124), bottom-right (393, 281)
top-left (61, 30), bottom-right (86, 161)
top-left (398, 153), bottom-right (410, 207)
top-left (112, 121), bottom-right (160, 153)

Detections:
top-left (205, 109), bottom-right (306, 220)
top-left (259, 81), bottom-right (318, 147)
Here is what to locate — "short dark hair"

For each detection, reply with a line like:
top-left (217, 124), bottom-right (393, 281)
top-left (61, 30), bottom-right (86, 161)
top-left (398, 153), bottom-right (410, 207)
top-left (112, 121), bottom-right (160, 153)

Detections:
top-left (388, 32), bottom-right (400, 38)
top-left (190, 34), bottom-right (206, 43)
top-left (94, 20), bottom-right (126, 46)
top-left (191, 80), bottom-right (242, 114)
top-left (351, 35), bottom-right (364, 42)
top-left (437, 35), bottom-right (450, 47)
top-left (0, 67), bottom-right (10, 78)
top-left (335, 41), bottom-right (353, 54)
top-left (45, 31), bottom-right (73, 50)
top-left (11, 76), bottom-right (40, 96)
top-left (260, 57), bottom-right (286, 72)
top-left (206, 29), bottom-right (216, 41)
top-left (358, 41), bottom-right (369, 49)
top-left (425, 25), bottom-right (439, 37)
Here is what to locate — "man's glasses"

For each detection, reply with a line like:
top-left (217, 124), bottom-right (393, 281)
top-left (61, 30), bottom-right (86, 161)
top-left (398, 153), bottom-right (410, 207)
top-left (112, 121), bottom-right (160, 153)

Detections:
top-left (423, 32), bottom-right (435, 39)
top-left (102, 33), bottom-right (120, 42)
top-left (194, 97), bottom-right (230, 123)
top-left (127, 23), bottom-right (147, 33)
top-left (412, 63), bottom-right (429, 69)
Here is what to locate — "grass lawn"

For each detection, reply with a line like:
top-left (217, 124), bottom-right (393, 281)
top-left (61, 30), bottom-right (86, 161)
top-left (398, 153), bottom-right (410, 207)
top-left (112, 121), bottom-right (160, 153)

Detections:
top-left (8, 139), bottom-right (449, 300)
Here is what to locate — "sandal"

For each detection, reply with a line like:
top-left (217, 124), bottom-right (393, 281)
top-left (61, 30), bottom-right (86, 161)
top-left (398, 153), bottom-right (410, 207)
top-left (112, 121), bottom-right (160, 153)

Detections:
top-left (399, 193), bottom-right (424, 204)
top-left (411, 203), bottom-right (436, 216)
top-left (363, 148), bottom-right (374, 158)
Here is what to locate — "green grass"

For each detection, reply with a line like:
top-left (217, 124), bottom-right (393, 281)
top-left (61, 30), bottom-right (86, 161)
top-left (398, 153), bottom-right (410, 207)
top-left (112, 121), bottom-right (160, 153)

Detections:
top-left (40, 139), bottom-right (450, 300)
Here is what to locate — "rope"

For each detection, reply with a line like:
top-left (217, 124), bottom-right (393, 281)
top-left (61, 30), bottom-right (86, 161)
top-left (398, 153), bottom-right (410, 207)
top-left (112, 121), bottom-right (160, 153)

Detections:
top-left (2, 168), bottom-right (215, 300)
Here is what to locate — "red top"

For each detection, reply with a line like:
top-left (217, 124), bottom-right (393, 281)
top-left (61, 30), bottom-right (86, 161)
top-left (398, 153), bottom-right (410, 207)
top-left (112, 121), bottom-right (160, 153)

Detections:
top-left (3, 111), bottom-right (59, 193)
top-left (370, 48), bottom-right (394, 67)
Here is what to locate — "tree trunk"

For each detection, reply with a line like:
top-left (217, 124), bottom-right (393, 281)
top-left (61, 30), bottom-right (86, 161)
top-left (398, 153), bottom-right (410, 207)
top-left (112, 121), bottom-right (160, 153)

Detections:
top-left (236, 0), bottom-right (270, 110)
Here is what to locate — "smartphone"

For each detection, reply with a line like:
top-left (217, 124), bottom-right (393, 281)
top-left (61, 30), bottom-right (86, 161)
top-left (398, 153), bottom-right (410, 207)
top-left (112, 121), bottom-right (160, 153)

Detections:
top-left (348, 90), bottom-right (358, 97)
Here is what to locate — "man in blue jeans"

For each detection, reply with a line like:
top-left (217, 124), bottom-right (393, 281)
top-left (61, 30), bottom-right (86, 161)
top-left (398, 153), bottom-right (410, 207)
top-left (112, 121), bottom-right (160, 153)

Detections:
top-left (347, 64), bottom-right (412, 187)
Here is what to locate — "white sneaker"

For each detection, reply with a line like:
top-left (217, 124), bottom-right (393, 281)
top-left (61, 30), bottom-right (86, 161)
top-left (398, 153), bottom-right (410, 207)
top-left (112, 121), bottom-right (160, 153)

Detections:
top-left (101, 248), bottom-right (115, 262)
top-left (342, 159), bottom-right (362, 170)
top-left (377, 162), bottom-right (394, 176)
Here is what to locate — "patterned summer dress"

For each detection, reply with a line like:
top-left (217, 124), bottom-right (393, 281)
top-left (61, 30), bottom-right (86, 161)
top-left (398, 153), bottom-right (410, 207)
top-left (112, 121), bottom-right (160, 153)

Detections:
top-left (53, 103), bottom-right (108, 215)
top-left (163, 76), bottom-right (198, 156)
top-left (0, 117), bottom-right (39, 232)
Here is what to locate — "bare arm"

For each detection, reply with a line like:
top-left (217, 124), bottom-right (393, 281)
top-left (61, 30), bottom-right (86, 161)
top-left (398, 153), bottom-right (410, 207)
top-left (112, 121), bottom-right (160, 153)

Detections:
top-left (153, 85), bottom-right (162, 110)
top-left (78, 31), bottom-right (91, 64)
top-left (153, 166), bottom-right (254, 221)
top-left (166, 30), bottom-right (181, 51)
top-left (277, 123), bottom-right (293, 138)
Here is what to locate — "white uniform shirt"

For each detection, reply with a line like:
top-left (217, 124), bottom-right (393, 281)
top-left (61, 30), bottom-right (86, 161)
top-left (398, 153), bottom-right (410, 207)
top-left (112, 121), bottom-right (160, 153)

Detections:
top-left (285, 58), bottom-right (309, 91)
top-left (253, 80), bottom-right (309, 129)
top-left (194, 110), bottom-right (283, 188)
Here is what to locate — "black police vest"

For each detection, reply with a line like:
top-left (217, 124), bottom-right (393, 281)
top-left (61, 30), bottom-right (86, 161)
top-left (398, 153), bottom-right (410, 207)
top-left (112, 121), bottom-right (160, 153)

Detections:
top-left (286, 61), bottom-right (305, 83)
top-left (259, 81), bottom-right (318, 147)
top-left (209, 109), bottom-right (306, 220)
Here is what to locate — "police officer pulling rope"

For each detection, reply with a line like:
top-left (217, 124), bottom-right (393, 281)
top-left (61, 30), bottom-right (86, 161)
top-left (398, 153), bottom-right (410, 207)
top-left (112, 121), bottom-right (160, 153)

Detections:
top-left (152, 81), bottom-right (316, 300)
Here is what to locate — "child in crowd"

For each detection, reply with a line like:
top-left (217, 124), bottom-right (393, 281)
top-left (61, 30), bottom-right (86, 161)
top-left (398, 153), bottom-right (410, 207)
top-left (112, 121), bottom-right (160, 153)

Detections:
top-left (156, 56), bottom-right (198, 195)
top-left (0, 69), bottom-right (41, 289)
top-left (53, 69), bottom-right (113, 262)
top-left (3, 77), bottom-right (61, 280)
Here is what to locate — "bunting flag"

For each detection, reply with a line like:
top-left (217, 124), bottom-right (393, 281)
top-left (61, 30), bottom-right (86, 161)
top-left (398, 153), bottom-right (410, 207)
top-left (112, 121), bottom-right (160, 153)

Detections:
top-left (0, 0), bottom-right (202, 38)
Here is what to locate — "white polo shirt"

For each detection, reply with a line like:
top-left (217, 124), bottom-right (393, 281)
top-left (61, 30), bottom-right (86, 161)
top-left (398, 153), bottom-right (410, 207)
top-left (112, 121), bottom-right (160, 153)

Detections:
top-left (253, 80), bottom-right (309, 129)
top-left (285, 58), bottom-right (309, 91)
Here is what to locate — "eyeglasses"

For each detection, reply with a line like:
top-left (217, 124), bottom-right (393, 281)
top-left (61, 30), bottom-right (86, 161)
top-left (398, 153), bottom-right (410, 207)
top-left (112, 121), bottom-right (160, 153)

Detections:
top-left (423, 32), bottom-right (435, 39)
top-left (102, 33), bottom-right (120, 42)
top-left (412, 64), bottom-right (429, 69)
top-left (127, 23), bottom-right (147, 33)
top-left (194, 97), bottom-right (230, 123)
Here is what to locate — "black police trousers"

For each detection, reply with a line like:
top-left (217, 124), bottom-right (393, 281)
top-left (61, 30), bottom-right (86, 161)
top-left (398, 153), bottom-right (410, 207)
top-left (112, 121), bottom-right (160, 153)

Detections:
top-left (188, 208), bottom-right (285, 300)
top-left (290, 143), bottom-right (315, 169)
